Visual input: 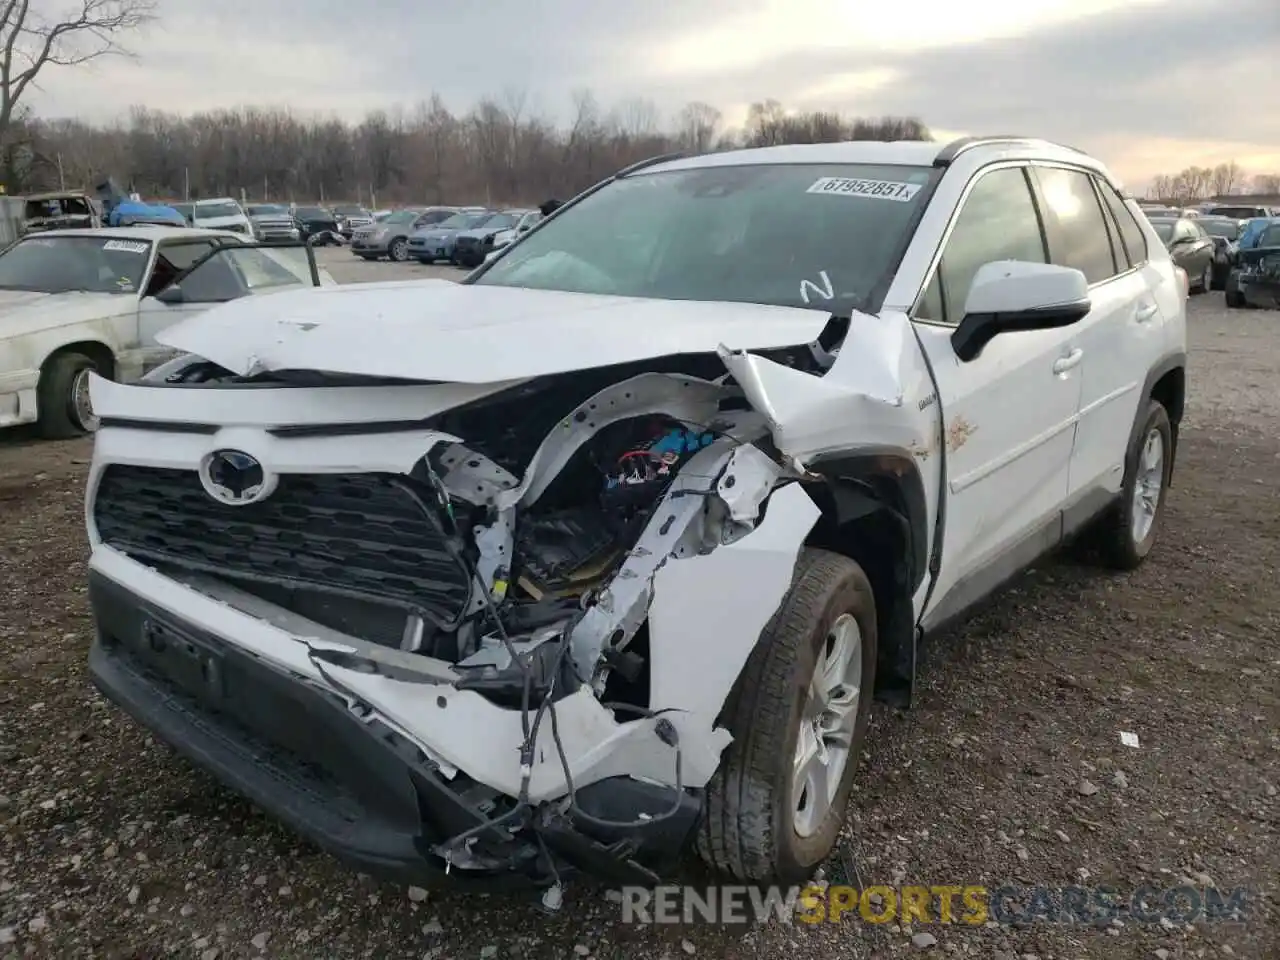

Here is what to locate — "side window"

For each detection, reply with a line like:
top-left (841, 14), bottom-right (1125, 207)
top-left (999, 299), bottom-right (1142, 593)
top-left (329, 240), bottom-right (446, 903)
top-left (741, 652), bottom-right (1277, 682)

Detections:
top-left (1089, 179), bottom-right (1130, 271)
top-left (921, 166), bottom-right (1047, 324)
top-left (144, 241), bottom-right (217, 297)
top-left (1096, 180), bottom-right (1148, 265)
top-left (1032, 166), bottom-right (1118, 284)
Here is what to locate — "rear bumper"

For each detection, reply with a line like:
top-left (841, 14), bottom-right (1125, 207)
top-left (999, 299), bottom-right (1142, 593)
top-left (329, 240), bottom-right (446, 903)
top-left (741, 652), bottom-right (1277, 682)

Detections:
top-left (87, 565), bottom-right (701, 888)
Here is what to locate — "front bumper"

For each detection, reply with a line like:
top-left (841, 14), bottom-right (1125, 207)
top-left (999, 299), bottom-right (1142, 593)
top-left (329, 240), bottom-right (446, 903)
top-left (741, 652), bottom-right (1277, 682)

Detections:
top-left (351, 236), bottom-right (390, 255)
top-left (1241, 277), bottom-right (1280, 308)
top-left (0, 368), bottom-right (38, 428)
top-left (409, 238), bottom-right (451, 259)
top-left (87, 556), bottom-right (701, 888)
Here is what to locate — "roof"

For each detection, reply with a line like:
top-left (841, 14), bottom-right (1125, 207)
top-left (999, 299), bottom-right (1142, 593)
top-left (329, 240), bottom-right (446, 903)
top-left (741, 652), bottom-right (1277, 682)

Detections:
top-left (194, 197), bottom-right (237, 205)
top-left (642, 136), bottom-right (1098, 176)
top-left (24, 225), bottom-right (245, 242)
top-left (24, 190), bottom-right (92, 200)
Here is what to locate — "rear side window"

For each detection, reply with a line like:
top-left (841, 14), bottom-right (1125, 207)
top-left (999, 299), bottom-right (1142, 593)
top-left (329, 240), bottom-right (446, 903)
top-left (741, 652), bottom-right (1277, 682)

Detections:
top-left (1032, 166), bottom-right (1118, 284)
top-left (1096, 180), bottom-right (1148, 266)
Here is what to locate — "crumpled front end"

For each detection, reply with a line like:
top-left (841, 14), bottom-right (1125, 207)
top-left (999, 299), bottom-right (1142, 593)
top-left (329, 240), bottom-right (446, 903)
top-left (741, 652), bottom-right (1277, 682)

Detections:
top-left (84, 363), bottom-right (831, 886)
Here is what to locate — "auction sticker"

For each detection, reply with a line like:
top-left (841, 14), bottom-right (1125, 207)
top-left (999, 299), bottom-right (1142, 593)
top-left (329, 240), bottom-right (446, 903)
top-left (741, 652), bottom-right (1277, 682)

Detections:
top-left (806, 177), bottom-right (921, 202)
top-left (103, 240), bottom-right (149, 254)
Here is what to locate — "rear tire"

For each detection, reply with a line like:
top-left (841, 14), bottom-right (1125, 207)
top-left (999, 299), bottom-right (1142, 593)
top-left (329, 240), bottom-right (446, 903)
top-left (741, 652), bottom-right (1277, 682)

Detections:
top-left (37, 352), bottom-right (101, 440)
top-left (1089, 400), bottom-right (1173, 571)
top-left (696, 548), bottom-right (877, 883)
top-left (1192, 264), bottom-right (1211, 294)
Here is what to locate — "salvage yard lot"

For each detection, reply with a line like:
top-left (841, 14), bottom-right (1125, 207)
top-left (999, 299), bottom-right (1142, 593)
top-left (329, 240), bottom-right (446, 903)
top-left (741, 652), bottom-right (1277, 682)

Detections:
top-left (1, 264), bottom-right (1277, 959)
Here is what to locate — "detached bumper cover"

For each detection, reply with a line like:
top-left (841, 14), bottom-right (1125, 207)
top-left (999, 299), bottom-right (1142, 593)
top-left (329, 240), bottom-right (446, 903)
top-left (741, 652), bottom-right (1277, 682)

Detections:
top-left (87, 569), bottom-right (701, 887)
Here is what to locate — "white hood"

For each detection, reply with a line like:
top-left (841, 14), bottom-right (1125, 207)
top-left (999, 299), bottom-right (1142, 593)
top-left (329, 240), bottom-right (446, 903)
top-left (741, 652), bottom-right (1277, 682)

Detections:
top-left (156, 279), bottom-right (833, 383)
top-left (0, 290), bottom-right (131, 339)
top-left (193, 214), bottom-right (249, 229)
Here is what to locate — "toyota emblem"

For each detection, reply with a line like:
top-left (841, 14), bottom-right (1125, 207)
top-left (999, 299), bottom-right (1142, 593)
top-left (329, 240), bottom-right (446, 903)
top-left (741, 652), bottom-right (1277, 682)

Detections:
top-left (199, 449), bottom-right (275, 506)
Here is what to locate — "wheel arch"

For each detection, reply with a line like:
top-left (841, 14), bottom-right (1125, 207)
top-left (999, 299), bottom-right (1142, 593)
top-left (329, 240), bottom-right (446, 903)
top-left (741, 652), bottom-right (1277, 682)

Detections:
top-left (41, 339), bottom-right (117, 381)
top-left (1136, 353), bottom-right (1185, 486)
top-left (800, 450), bottom-right (930, 700)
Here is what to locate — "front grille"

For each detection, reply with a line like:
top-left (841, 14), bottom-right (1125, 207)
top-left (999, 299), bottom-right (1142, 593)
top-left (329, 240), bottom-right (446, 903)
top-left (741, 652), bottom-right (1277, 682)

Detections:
top-left (94, 465), bottom-right (472, 627)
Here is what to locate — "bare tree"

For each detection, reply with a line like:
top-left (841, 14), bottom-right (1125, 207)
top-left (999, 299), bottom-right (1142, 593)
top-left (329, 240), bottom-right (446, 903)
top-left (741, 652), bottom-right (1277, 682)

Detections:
top-left (17, 88), bottom-right (937, 205)
top-left (0, 0), bottom-right (155, 142)
top-left (1149, 174), bottom-right (1175, 200)
top-left (1210, 161), bottom-right (1242, 197)
top-left (676, 101), bottom-right (721, 153)
top-left (1253, 173), bottom-right (1280, 194)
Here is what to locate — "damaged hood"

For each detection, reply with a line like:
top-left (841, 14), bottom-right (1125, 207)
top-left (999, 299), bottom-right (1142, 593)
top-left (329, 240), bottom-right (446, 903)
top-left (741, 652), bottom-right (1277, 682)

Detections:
top-left (155, 280), bottom-right (832, 383)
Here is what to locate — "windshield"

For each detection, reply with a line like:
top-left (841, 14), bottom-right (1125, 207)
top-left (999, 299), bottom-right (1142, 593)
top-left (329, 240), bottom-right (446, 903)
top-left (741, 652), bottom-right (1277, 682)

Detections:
top-left (475, 163), bottom-right (933, 313)
top-left (335, 207), bottom-right (367, 217)
top-left (1258, 225), bottom-right (1280, 248)
top-left (1149, 221), bottom-right (1175, 243)
top-left (248, 204), bottom-right (289, 216)
top-left (173, 203), bottom-right (194, 218)
top-left (1209, 206), bottom-right (1262, 219)
top-left (193, 202), bottom-right (242, 220)
top-left (295, 207), bottom-right (329, 220)
top-left (477, 213), bottom-right (518, 230)
top-left (382, 210), bottom-right (419, 224)
top-left (0, 235), bottom-right (151, 294)
top-left (435, 212), bottom-right (484, 230)
top-left (1199, 219), bottom-right (1240, 239)
top-left (25, 196), bottom-right (92, 219)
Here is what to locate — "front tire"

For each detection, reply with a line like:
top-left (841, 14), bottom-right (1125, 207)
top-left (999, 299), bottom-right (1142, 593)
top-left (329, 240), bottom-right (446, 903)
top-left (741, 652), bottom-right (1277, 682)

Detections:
top-left (1090, 400), bottom-right (1173, 570)
top-left (37, 352), bottom-right (101, 440)
top-left (389, 238), bottom-right (409, 262)
top-left (697, 548), bottom-right (877, 883)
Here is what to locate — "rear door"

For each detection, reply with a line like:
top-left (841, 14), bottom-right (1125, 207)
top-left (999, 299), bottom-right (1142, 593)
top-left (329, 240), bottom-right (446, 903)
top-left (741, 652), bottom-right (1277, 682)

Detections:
top-left (1029, 167), bottom-right (1163, 510)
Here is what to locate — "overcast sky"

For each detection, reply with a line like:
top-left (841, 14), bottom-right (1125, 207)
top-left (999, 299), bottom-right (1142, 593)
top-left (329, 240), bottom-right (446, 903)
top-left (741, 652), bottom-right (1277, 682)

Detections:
top-left (24, 0), bottom-right (1280, 190)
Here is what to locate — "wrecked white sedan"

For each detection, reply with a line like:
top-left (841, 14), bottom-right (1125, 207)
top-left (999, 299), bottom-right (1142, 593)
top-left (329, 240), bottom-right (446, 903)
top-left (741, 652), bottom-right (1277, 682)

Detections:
top-left (85, 137), bottom-right (1187, 893)
top-left (0, 228), bottom-right (334, 437)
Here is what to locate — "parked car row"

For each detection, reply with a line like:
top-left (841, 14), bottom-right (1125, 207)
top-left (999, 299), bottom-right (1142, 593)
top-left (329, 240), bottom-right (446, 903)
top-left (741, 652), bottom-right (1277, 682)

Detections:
top-left (1138, 205), bottom-right (1280, 309)
top-left (351, 205), bottom-right (544, 265)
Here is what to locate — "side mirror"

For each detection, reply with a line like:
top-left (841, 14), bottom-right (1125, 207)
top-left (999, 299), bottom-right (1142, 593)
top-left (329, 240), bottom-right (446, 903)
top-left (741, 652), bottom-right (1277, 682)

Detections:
top-left (155, 284), bottom-right (185, 305)
top-left (951, 261), bottom-right (1090, 363)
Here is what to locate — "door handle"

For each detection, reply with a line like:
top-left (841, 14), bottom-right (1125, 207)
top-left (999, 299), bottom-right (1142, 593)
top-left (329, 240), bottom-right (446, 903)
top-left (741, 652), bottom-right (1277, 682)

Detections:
top-left (1052, 348), bottom-right (1084, 375)
top-left (1135, 302), bottom-right (1159, 323)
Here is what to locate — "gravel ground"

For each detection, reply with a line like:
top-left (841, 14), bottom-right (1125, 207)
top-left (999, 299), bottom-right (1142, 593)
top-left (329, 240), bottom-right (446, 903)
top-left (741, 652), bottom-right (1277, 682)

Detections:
top-left (1, 272), bottom-right (1277, 959)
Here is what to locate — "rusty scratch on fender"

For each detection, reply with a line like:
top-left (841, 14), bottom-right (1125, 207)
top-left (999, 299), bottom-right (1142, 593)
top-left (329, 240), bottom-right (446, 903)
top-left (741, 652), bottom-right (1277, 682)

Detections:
top-left (946, 417), bottom-right (976, 452)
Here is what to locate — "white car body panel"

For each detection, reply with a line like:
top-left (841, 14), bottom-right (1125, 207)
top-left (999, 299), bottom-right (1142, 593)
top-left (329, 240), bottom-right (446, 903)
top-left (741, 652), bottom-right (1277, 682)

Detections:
top-left (81, 136), bottom-right (1186, 879)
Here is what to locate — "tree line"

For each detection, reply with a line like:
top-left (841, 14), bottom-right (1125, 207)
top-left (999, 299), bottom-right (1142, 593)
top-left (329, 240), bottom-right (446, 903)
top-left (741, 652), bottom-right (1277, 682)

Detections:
top-left (1148, 162), bottom-right (1280, 203)
top-left (2, 94), bottom-right (932, 207)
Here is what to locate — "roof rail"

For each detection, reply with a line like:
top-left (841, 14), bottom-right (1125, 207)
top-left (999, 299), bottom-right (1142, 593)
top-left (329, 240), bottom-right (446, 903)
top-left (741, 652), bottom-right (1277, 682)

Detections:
top-left (933, 135), bottom-right (1084, 168)
top-left (615, 152), bottom-right (687, 178)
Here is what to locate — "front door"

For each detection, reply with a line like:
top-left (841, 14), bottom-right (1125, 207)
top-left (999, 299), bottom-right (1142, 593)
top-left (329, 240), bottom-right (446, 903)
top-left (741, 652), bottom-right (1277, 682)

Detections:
top-left (135, 239), bottom-right (222, 371)
top-left (911, 165), bottom-right (1083, 625)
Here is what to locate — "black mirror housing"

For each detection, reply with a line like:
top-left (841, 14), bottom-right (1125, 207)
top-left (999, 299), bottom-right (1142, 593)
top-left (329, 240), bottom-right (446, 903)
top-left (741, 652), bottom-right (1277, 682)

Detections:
top-left (951, 299), bottom-right (1091, 363)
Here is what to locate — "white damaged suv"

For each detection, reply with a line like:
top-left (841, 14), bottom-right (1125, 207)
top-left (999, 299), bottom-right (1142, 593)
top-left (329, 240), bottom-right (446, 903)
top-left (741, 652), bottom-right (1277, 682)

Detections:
top-left (84, 137), bottom-right (1186, 891)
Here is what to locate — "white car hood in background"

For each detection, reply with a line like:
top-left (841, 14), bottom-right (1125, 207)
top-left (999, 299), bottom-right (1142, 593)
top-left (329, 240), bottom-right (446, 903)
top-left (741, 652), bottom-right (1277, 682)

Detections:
top-left (0, 290), bottom-right (131, 338)
top-left (156, 280), bottom-right (832, 383)
top-left (193, 214), bottom-right (249, 230)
